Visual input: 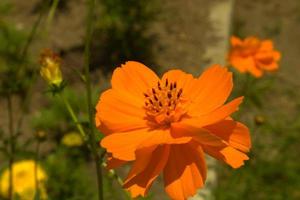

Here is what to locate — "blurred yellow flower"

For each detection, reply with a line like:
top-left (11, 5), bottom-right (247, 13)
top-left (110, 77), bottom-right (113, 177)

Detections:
top-left (61, 132), bottom-right (84, 147)
top-left (0, 160), bottom-right (48, 200)
top-left (39, 49), bottom-right (63, 86)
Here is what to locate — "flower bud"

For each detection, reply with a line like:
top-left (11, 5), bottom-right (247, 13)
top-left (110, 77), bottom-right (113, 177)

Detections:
top-left (34, 130), bottom-right (47, 142)
top-left (254, 115), bottom-right (265, 126)
top-left (39, 49), bottom-right (63, 86)
top-left (61, 132), bottom-right (84, 147)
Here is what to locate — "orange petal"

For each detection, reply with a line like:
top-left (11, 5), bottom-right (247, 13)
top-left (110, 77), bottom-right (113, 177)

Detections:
top-left (171, 123), bottom-right (225, 147)
top-left (232, 54), bottom-right (257, 72)
top-left (259, 40), bottom-right (274, 51)
top-left (202, 145), bottom-right (249, 168)
top-left (100, 128), bottom-right (153, 161)
top-left (188, 65), bottom-right (233, 115)
top-left (273, 51), bottom-right (281, 61)
top-left (96, 89), bottom-right (147, 134)
top-left (248, 62), bottom-right (263, 77)
top-left (101, 128), bottom-right (183, 161)
top-left (161, 69), bottom-right (200, 99)
top-left (229, 56), bottom-right (248, 73)
top-left (230, 36), bottom-right (243, 46)
top-left (138, 128), bottom-right (192, 149)
top-left (204, 119), bottom-right (251, 152)
top-left (124, 145), bottom-right (170, 198)
top-left (255, 51), bottom-right (280, 71)
top-left (258, 61), bottom-right (278, 71)
top-left (124, 146), bottom-right (157, 183)
top-left (111, 61), bottom-right (159, 98)
top-left (106, 154), bottom-right (127, 169)
top-left (164, 143), bottom-right (206, 200)
top-left (181, 96), bottom-right (244, 128)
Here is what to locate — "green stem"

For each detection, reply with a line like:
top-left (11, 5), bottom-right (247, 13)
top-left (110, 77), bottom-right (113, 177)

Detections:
top-left (7, 94), bottom-right (14, 200)
top-left (46, 0), bottom-right (60, 31)
top-left (84, 0), bottom-right (103, 199)
top-left (34, 140), bottom-right (40, 197)
top-left (15, 2), bottom-right (49, 137)
top-left (20, 10), bottom-right (43, 60)
top-left (59, 93), bottom-right (88, 142)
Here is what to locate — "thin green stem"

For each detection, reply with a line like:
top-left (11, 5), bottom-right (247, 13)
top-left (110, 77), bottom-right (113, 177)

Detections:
top-left (103, 166), bottom-right (130, 200)
top-left (20, 11), bottom-right (43, 60)
top-left (34, 140), bottom-right (40, 197)
top-left (59, 93), bottom-right (88, 142)
top-left (7, 94), bottom-right (14, 200)
top-left (15, 2), bottom-right (48, 137)
top-left (84, 0), bottom-right (103, 199)
top-left (46, 0), bottom-right (60, 31)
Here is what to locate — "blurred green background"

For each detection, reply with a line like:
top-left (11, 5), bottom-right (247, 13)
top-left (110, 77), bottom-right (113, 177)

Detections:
top-left (0, 0), bottom-right (300, 199)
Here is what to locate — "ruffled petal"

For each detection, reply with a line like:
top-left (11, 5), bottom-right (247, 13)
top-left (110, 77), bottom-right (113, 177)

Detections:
top-left (188, 65), bottom-right (233, 115)
top-left (96, 89), bottom-right (148, 134)
top-left (106, 154), bottom-right (127, 169)
top-left (259, 40), bottom-right (273, 51)
top-left (232, 56), bottom-right (257, 74)
top-left (172, 118), bottom-right (250, 169)
top-left (161, 69), bottom-right (199, 99)
top-left (204, 119), bottom-right (251, 152)
top-left (111, 61), bottom-right (159, 98)
top-left (230, 36), bottom-right (243, 46)
top-left (101, 128), bottom-right (187, 161)
top-left (273, 51), bottom-right (281, 61)
top-left (182, 96), bottom-right (244, 128)
top-left (100, 128), bottom-right (153, 161)
top-left (164, 143), bottom-right (206, 200)
top-left (124, 145), bottom-right (170, 198)
top-left (138, 128), bottom-right (192, 149)
top-left (124, 146), bottom-right (157, 183)
top-left (171, 122), bottom-right (225, 147)
top-left (255, 50), bottom-right (280, 71)
top-left (202, 145), bottom-right (249, 168)
top-left (248, 62), bottom-right (263, 77)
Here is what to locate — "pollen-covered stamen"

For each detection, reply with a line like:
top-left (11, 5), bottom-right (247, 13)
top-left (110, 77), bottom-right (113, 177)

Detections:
top-left (143, 80), bottom-right (186, 125)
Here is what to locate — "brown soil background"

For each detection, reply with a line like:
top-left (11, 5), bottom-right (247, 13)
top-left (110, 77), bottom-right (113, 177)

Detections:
top-left (1, 0), bottom-right (300, 199)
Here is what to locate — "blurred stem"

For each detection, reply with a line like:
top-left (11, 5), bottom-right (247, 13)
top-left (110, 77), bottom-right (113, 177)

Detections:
top-left (34, 140), bottom-right (40, 196)
top-left (84, 0), bottom-right (103, 199)
top-left (46, 0), bottom-right (60, 31)
top-left (7, 94), bottom-right (14, 200)
top-left (59, 92), bottom-right (88, 142)
top-left (106, 167), bottom-right (131, 199)
top-left (111, 171), bottom-right (131, 199)
top-left (20, 10), bottom-right (43, 60)
top-left (15, 1), bottom-right (49, 137)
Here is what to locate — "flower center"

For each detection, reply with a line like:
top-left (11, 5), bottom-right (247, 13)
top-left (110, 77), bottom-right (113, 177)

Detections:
top-left (143, 79), bottom-right (187, 126)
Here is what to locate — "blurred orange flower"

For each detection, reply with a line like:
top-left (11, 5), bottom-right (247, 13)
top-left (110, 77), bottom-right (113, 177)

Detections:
top-left (228, 36), bottom-right (281, 77)
top-left (95, 61), bottom-right (251, 199)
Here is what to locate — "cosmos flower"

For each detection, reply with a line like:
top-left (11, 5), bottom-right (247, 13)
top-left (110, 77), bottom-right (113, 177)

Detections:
top-left (228, 36), bottom-right (281, 77)
top-left (95, 61), bottom-right (251, 200)
top-left (39, 49), bottom-right (63, 86)
top-left (0, 160), bottom-right (48, 200)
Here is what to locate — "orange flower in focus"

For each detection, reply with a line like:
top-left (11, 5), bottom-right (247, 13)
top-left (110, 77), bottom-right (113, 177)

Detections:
top-left (228, 36), bottom-right (281, 77)
top-left (95, 61), bottom-right (251, 200)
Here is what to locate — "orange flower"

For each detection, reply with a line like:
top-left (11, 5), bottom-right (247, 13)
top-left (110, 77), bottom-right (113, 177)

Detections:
top-left (95, 61), bottom-right (251, 200)
top-left (228, 36), bottom-right (281, 78)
